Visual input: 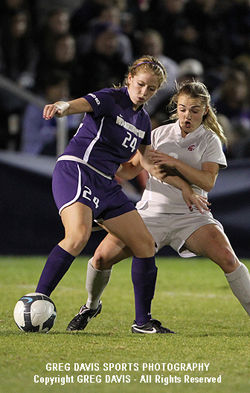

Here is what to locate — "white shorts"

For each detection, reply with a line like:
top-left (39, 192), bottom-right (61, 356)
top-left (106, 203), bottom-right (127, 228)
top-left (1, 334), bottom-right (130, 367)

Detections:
top-left (137, 204), bottom-right (223, 258)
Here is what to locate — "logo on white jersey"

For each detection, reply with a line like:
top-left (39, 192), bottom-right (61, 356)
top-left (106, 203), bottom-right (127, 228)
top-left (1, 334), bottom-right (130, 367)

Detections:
top-left (188, 144), bottom-right (196, 151)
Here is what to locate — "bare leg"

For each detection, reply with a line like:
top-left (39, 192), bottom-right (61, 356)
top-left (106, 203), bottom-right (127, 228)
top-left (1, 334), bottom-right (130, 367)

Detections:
top-left (92, 233), bottom-right (132, 270)
top-left (102, 210), bottom-right (155, 258)
top-left (59, 202), bottom-right (93, 256)
top-left (184, 224), bottom-right (240, 273)
top-left (185, 224), bottom-right (250, 317)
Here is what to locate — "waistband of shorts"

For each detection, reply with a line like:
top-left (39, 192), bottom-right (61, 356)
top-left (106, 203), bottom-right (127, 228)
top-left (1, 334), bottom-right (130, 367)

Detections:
top-left (57, 155), bottom-right (113, 180)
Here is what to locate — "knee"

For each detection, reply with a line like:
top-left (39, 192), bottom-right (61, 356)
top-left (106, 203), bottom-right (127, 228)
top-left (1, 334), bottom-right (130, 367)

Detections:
top-left (145, 236), bottom-right (156, 256)
top-left (64, 232), bottom-right (90, 256)
top-left (133, 234), bottom-right (155, 258)
top-left (217, 248), bottom-right (240, 273)
top-left (92, 250), bottom-right (113, 270)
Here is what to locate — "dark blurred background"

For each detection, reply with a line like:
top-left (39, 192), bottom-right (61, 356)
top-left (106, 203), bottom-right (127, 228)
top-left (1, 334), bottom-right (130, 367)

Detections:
top-left (0, 0), bottom-right (250, 257)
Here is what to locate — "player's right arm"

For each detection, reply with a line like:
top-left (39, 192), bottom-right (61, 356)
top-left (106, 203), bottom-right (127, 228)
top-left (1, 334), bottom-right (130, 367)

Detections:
top-left (43, 98), bottom-right (93, 120)
top-left (117, 148), bottom-right (210, 214)
top-left (148, 162), bottom-right (210, 213)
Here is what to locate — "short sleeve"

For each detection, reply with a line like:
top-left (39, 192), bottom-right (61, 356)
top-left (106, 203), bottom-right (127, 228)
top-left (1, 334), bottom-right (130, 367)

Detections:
top-left (202, 133), bottom-right (227, 169)
top-left (83, 88), bottom-right (114, 117)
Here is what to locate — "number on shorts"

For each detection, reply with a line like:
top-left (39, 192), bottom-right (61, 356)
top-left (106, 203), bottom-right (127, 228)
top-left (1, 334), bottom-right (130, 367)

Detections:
top-left (93, 196), bottom-right (99, 209)
top-left (82, 186), bottom-right (91, 201)
top-left (83, 186), bottom-right (100, 209)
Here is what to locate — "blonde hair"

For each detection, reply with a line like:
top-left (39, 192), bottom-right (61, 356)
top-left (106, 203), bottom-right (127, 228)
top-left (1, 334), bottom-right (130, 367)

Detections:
top-left (124, 55), bottom-right (167, 89)
top-left (169, 81), bottom-right (227, 145)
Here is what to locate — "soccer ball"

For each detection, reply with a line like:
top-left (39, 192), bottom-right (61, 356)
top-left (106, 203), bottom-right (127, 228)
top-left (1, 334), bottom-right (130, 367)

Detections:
top-left (13, 293), bottom-right (57, 333)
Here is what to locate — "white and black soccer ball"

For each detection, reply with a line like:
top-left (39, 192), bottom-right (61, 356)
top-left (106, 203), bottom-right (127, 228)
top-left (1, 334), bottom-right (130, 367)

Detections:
top-left (13, 293), bottom-right (57, 333)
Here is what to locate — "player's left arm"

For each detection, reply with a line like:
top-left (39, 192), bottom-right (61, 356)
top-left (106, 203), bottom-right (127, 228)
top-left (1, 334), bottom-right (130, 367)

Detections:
top-left (149, 149), bottom-right (219, 192)
top-left (116, 144), bottom-right (155, 180)
top-left (116, 151), bottom-right (143, 180)
top-left (43, 98), bottom-right (93, 120)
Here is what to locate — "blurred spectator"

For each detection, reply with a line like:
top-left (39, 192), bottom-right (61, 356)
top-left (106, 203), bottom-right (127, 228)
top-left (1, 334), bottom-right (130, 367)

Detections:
top-left (76, 3), bottom-right (133, 64)
top-left (0, 0), bottom-right (40, 37)
top-left (126, 0), bottom-right (161, 31)
top-left (34, 0), bottom-right (82, 25)
top-left (183, 0), bottom-right (230, 68)
top-left (78, 22), bottom-right (128, 93)
top-left (0, 8), bottom-right (38, 91)
top-left (177, 58), bottom-right (204, 84)
top-left (35, 8), bottom-right (70, 61)
top-left (70, 0), bottom-right (113, 36)
top-left (0, 6), bottom-right (38, 150)
top-left (0, 0), bottom-right (30, 29)
top-left (223, 0), bottom-right (250, 59)
top-left (216, 113), bottom-right (237, 159)
top-left (136, 29), bottom-right (179, 116)
top-left (232, 54), bottom-right (250, 87)
top-left (147, 0), bottom-right (190, 62)
top-left (36, 33), bottom-right (82, 98)
top-left (212, 66), bottom-right (250, 158)
top-left (20, 71), bottom-right (81, 156)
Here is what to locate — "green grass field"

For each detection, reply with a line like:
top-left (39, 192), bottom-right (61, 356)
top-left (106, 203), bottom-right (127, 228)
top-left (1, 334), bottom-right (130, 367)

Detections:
top-left (1, 256), bottom-right (250, 393)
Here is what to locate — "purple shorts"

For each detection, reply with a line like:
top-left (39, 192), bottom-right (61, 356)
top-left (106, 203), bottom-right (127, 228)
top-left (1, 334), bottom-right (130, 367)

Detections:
top-left (52, 160), bottom-right (135, 220)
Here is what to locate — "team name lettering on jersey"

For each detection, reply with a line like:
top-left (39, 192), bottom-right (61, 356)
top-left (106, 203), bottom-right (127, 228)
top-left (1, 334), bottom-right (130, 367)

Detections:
top-left (116, 115), bottom-right (145, 139)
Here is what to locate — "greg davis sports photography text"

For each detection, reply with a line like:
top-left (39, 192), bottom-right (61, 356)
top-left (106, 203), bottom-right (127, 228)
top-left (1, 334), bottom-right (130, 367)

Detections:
top-left (33, 361), bottom-right (223, 386)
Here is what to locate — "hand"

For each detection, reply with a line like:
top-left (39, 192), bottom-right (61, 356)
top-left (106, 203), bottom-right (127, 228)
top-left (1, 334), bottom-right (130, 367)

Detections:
top-left (182, 185), bottom-right (211, 214)
top-left (149, 149), bottom-right (176, 167)
top-left (43, 101), bottom-right (70, 120)
top-left (153, 163), bottom-right (178, 179)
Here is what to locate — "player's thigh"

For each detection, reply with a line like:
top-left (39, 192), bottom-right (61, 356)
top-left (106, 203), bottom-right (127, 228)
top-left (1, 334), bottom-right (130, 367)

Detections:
top-left (184, 223), bottom-right (234, 261)
top-left (93, 233), bottom-right (133, 269)
top-left (103, 210), bottom-right (155, 257)
top-left (61, 202), bottom-right (93, 240)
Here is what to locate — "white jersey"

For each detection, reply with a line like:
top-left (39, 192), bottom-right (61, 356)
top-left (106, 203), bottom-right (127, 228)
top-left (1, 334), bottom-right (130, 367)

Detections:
top-left (138, 121), bottom-right (227, 213)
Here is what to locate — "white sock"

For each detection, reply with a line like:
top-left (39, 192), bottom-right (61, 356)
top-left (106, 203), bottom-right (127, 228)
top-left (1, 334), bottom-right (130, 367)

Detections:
top-left (225, 262), bottom-right (250, 317)
top-left (85, 258), bottom-right (112, 309)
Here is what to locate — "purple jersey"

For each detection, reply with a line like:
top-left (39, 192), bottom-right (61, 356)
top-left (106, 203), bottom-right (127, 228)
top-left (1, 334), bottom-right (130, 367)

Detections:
top-left (63, 87), bottom-right (151, 177)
